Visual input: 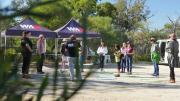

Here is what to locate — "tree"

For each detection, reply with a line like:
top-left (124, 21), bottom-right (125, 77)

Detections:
top-left (70, 0), bottom-right (97, 20)
top-left (167, 16), bottom-right (180, 33)
top-left (114, 0), bottom-right (150, 32)
top-left (96, 2), bottom-right (116, 18)
top-left (30, 0), bottom-right (72, 30)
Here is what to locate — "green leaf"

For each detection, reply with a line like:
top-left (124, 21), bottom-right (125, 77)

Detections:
top-left (36, 75), bottom-right (49, 101)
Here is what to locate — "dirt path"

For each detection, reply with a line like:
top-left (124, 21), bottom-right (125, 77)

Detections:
top-left (24, 63), bottom-right (180, 101)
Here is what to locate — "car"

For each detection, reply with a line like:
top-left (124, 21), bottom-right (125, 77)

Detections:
top-left (157, 39), bottom-right (180, 67)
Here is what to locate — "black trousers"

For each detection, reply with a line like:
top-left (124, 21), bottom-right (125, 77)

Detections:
top-left (169, 66), bottom-right (175, 80)
top-left (37, 53), bottom-right (45, 72)
top-left (168, 56), bottom-right (176, 80)
top-left (22, 53), bottom-right (32, 74)
top-left (99, 55), bottom-right (105, 69)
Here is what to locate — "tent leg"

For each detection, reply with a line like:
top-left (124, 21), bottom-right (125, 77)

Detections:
top-left (0, 34), bottom-right (1, 48)
top-left (4, 35), bottom-right (6, 60)
top-left (55, 39), bottom-right (57, 60)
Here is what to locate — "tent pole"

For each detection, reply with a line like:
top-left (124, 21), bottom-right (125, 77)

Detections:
top-left (57, 39), bottom-right (58, 58)
top-left (4, 35), bottom-right (6, 60)
top-left (55, 38), bottom-right (57, 59)
top-left (0, 33), bottom-right (1, 48)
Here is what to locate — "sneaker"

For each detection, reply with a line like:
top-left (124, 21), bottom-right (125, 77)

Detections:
top-left (60, 70), bottom-right (65, 73)
top-left (114, 74), bottom-right (120, 77)
top-left (81, 69), bottom-right (84, 72)
top-left (22, 74), bottom-right (31, 79)
top-left (37, 71), bottom-right (45, 74)
top-left (70, 79), bottom-right (74, 81)
top-left (152, 74), bottom-right (159, 77)
top-left (151, 74), bottom-right (155, 76)
top-left (101, 68), bottom-right (104, 72)
top-left (169, 79), bottom-right (176, 83)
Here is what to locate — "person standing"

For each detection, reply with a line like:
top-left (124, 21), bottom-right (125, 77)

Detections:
top-left (66, 35), bottom-right (82, 81)
top-left (126, 42), bottom-right (134, 74)
top-left (166, 33), bottom-right (179, 83)
top-left (37, 34), bottom-right (46, 74)
top-left (97, 41), bottom-right (108, 71)
top-left (114, 44), bottom-right (121, 77)
top-left (79, 41), bottom-right (85, 72)
top-left (21, 31), bottom-right (33, 78)
top-left (150, 37), bottom-right (160, 77)
top-left (120, 42), bottom-right (127, 73)
top-left (60, 38), bottom-right (68, 72)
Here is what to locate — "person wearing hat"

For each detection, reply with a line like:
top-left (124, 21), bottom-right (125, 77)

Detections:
top-left (60, 38), bottom-right (68, 72)
top-left (166, 33), bottom-right (179, 83)
top-left (150, 37), bottom-right (160, 77)
top-left (37, 34), bottom-right (46, 74)
top-left (21, 31), bottom-right (33, 78)
top-left (65, 35), bottom-right (82, 81)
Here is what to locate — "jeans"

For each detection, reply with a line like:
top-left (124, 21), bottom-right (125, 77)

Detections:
top-left (127, 55), bottom-right (133, 73)
top-left (67, 57), bottom-right (82, 80)
top-left (121, 56), bottom-right (127, 72)
top-left (153, 61), bottom-right (159, 76)
top-left (79, 55), bottom-right (85, 71)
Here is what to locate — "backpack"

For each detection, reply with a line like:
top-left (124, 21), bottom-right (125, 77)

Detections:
top-left (152, 52), bottom-right (160, 63)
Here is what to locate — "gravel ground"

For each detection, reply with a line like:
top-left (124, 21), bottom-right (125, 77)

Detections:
top-left (23, 62), bottom-right (180, 101)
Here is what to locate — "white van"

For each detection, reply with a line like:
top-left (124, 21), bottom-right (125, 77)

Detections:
top-left (157, 39), bottom-right (180, 66)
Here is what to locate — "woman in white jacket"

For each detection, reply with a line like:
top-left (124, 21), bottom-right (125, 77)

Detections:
top-left (97, 42), bottom-right (108, 71)
top-left (37, 34), bottom-right (46, 74)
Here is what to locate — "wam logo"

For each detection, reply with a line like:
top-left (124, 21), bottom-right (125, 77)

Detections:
top-left (67, 27), bottom-right (84, 32)
top-left (20, 24), bottom-right (41, 30)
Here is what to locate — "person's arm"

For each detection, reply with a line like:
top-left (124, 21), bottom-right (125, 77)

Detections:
top-left (26, 43), bottom-right (33, 53)
top-left (44, 39), bottom-right (46, 53)
top-left (36, 40), bottom-right (40, 54)
top-left (97, 47), bottom-right (100, 54)
top-left (177, 42), bottom-right (179, 54)
top-left (114, 51), bottom-right (117, 56)
top-left (166, 41), bottom-right (173, 54)
top-left (128, 48), bottom-right (134, 55)
top-left (60, 43), bottom-right (63, 53)
top-left (104, 47), bottom-right (108, 55)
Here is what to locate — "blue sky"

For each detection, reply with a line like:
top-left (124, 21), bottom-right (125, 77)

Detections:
top-left (146, 0), bottom-right (180, 30)
top-left (1, 0), bottom-right (180, 30)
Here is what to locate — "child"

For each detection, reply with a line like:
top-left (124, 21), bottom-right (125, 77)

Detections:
top-left (120, 42), bottom-right (127, 73)
top-left (114, 44), bottom-right (121, 77)
top-left (60, 38), bottom-right (68, 72)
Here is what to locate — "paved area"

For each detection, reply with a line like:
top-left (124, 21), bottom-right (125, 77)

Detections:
top-left (24, 62), bottom-right (180, 101)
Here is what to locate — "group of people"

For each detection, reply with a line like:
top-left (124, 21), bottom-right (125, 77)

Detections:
top-left (113, 42), bottom-right (134, 77)
top-left (59, 35), bottom-right (82, 81)
top-left (20, 30), bottom-right (179, 83)
top-left (21, 30), bottom-right (94, 81)
top-left (21, 31), bottom-right (46, 78)
top-left (96, 41), bottom-right (134, 77)
top-left (150, 33), bottom-right (179, 83)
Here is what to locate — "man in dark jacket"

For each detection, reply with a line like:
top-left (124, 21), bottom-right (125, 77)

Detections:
top-left (66, 35), bottom-right (82, 81)
top-left (21, 31), bottom-right (33, 78)
top-left (166, 33), bottom-right (179, 83)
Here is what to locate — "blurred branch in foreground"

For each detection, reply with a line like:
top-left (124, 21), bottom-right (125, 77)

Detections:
top-left (0, 0), bottom-right (60, 20)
